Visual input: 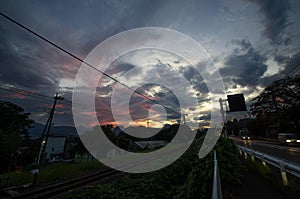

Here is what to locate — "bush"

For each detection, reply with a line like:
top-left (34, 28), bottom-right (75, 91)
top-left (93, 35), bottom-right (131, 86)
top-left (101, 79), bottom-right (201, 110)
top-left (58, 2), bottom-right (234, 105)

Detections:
top-left (69, 138), bottom-right (244, 199)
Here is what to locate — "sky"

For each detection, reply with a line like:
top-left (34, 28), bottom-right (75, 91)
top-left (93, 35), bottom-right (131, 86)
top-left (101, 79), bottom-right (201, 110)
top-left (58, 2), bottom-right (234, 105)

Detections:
top-left (0, 0), bottom-right (300, 129)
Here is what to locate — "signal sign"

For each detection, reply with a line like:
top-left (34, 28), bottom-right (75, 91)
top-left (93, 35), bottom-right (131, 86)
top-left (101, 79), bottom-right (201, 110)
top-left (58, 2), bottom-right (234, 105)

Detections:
top-left (227, 94), bottom-right (247, 112)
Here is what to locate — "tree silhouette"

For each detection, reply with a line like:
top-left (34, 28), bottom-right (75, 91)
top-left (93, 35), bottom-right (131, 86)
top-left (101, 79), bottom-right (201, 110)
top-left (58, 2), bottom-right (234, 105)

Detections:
top-left (0, 101), bottom-right (33, 172)
top-left (250, 75), bottom-right (300, 136)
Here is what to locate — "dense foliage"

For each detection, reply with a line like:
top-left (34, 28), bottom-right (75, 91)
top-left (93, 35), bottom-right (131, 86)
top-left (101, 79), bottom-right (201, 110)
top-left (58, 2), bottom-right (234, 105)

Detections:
top-left (251, 75), bottom-right (300, 115)
top-left (0, 101), bottom-right (34, 173)
top-left (69, 138), bottom-right (244, 199)
top-left (250, 75), bottom-right (300, 137)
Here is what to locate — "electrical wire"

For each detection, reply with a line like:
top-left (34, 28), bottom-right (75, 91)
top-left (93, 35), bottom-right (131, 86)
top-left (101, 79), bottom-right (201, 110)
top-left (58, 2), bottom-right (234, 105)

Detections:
top-left (0, 85), bottom-right (137, 117)
top-left (0, 11), bottom-right (181, 116)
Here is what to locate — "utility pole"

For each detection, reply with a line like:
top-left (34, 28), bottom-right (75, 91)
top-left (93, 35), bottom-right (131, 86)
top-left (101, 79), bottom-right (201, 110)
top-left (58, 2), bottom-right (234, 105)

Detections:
top-left (146, 119), bottom-right (150, 148)
top-left (43, 93), bottom-right (64, 156)
top-left (219, 98), bottom-right (227, 123)
top-left (219, 98), bottom-right (228, 138)
top-left (182, 113), bottom-right (186, 125)
top-left (33, 93), bottom-right (63, 184)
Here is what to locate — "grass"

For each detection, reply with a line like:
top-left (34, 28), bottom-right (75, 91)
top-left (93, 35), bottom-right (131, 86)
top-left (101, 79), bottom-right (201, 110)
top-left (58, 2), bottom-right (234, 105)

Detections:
top-left (239, 151), bottom-right (300, 198)
top-left (64, 138), bottom-right (245, 199)
top-left (0, 160), bottom-right (105, 188)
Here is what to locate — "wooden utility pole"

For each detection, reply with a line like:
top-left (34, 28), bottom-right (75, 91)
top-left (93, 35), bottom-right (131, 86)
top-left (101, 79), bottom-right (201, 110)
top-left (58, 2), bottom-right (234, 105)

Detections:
top-left (33, 93), bottom-right (63, 184)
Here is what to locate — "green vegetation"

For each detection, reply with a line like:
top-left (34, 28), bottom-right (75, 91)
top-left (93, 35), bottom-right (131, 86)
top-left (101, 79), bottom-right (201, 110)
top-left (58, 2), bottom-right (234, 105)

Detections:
top-left (250, 75), bottom-right (300, 138)
top-left (0, 101), bottom-right (34, 172)
top-left (243, 157), bottom-right (271, 177)
top-left (0, 161), bottom-right (104, 188)
top-left (240, 153), bottom-right (300, 198)
top-left (67, 138), bottom-right (244, 199)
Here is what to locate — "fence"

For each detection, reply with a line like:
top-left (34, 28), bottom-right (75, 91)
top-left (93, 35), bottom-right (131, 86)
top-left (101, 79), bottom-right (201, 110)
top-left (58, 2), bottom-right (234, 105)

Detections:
top-left (212, 150), bottom-right (223, 199)
top-left (237, 145), bottom-right (300, 186)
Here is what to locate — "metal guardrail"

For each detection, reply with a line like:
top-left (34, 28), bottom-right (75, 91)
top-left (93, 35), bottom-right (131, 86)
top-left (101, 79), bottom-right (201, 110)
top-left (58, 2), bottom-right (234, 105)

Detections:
top-left (212, 150), bottom-right (223, 199)
top-left (237, 145), bottom-right (300, 186)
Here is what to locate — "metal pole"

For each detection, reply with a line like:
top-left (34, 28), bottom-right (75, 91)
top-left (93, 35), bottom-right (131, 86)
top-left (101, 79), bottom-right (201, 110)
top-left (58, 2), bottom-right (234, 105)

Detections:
top-left (280, 161), bottom-right (288, 186)
top-left (219, 98), bottom-right (225, 123)
top-left (212, 150), bottom-right (223, 199)
top-left (219, 98), bottom-right (227, 138)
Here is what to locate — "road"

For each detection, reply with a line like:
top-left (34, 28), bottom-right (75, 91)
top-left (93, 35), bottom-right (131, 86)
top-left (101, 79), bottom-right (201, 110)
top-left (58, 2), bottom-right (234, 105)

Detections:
top-left (230, 137), bottom-right (300, 164)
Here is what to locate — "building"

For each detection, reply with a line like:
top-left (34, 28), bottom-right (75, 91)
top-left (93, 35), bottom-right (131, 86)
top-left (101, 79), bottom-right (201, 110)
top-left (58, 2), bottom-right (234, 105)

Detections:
top-left (128, 140), bottom-right (168, 151)
top-left (44, 136), bottom-right (66, 162)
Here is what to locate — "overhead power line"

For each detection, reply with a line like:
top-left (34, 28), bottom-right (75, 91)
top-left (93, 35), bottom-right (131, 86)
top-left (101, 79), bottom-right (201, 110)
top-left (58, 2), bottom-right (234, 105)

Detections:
top-left (0, 86), bottom-right (54, 103)
top-left (0, 86), bottom-right (90, 110)
top-left (0, 12), bottom-right (181, 116)
top-left (0, 85), bottom-right (135, 117)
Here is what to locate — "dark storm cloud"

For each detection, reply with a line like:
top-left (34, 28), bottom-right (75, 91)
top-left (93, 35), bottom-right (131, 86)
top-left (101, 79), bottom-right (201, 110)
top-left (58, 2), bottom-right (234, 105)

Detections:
top-left (134, 83), bottom-right (181, 110)
top-left (0, 20), bottom-right (82, 102)
top-left (189, 107), bottom-right (196, 111)
top-left (181, 65), bottom-right (203, 86)
top-left (274, 52), bottom-right (300, 75)
top-left (194, 114), bottom-right (211, 121)
top-left (129, 83), bottom-right (181, 120)
top-left (179, 65), bottom-right (209, 94)
top-left (0, 20), bottom-right (81, 125)
top-left (0, 87), bottom-right (76, 126)
top-left (247, 0), bottom-right (291, 44)
top-left (0, 0), bottom-right (132, 92)
top-left (259, 74), bottom-right (281, 87)
top-left (0, 0), bottom-right (152, 126)
top-left (1, 0), bottom-right (298, 128)
top-left (0, 24), bottom-right (59, 94)
top-left (0, 1), bottom-right (126, 56)
top-left (96, 85), bottom-right (113, 97)
top-left (154, 92), bottom-right (181, 120)
top-left (105, 63), bottom-right (136, 77)
top-left (250, 52), bottom-right (300, 88)
top-left (106, 0), bottom-right (168, 28)
top-left (221, 40), bottom-right (267, 87)
top-left (108, 0), bottom-right (204, 28)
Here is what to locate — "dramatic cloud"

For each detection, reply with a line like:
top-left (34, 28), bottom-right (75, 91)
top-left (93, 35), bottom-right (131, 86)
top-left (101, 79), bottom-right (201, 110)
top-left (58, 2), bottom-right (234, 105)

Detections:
top-left (257, 52), bottom-right (300, 88)
top-left (179, 66), bottom-right (209, 94)
top-left (0, 18), bottom-right (84, 97)
top-left (247, 0), bottom-right (291, 44)
top-left (0, 0), bottom-right (299, 127)
top-left (131, 84), bottom-right (181, 121)
top-left (274, 52), bottom-right (300, 75)
top-left (220, 40), bottom-right (268, 87)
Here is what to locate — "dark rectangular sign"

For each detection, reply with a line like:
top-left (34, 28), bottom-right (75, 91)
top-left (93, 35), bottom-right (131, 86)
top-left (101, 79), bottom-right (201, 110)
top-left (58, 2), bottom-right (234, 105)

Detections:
top-left (227, 94), bottom-right (247, 112)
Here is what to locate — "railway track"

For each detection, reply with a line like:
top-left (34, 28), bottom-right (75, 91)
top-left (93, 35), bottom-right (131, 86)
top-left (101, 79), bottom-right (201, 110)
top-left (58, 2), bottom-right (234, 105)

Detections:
top-left (6, 143), bottom-right (189, 199)
top-left (8, 168), bottom-right (119, 199)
